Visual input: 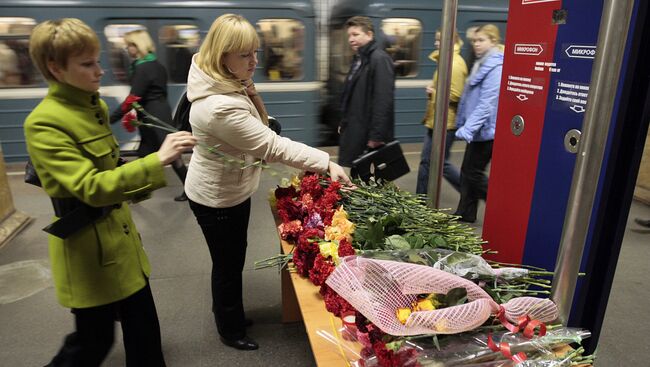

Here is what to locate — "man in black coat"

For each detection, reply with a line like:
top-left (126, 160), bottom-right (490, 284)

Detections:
top-left (338, 16), bottom-right (395, 167)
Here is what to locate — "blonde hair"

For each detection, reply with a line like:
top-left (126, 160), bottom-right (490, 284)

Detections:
top-left (435, 29), bottom-right (464, 48)
top-left (196, 14), bottom-right (259, 86)
top-left (29, 18), bottom-right (99, 81)
top-left (124, 29), bottom-right (156, 58)
top-left (475, 24), bottom-right (501, 45)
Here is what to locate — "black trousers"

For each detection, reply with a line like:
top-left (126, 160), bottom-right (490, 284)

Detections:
top-left (48, 283), bottom-right (165, 367)
top-left (189, 198), bottom-right (251, 340)
top-left (455, 140), bottom-right (494, 222)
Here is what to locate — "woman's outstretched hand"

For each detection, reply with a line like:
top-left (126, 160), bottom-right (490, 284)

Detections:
top-left (158, 131), bottom-right (197, 165)
top-left (328, 161), bottom-right (355, 189)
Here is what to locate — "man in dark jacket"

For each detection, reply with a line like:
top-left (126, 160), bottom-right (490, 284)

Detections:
top-left (338, 16), bottom-right (395, 167)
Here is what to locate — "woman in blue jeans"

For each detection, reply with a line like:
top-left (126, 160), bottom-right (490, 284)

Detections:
top-left (453, 24), bottom-right (503, 223)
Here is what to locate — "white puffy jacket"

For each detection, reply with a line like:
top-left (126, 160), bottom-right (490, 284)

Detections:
top-left (185, 54), bottom-right (329, 208)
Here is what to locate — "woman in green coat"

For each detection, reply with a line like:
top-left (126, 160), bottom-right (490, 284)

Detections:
top-left (24, 18), bottom-right (196, 366)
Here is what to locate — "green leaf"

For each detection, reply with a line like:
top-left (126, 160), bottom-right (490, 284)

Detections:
top-left (445, 287), bottom-right (468, 307)
top-left (382, 214), bottom-right (405, 235)
top-left (385, 235), bottom-right (411, 250)
top-left (406, 234), bottom-right (426, 249)
top-left (428, 234), bottom-right (448, 248)
top-left (385, 340), bottom-right (403, 352)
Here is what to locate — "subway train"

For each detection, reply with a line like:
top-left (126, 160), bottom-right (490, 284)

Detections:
top-left (0, 0), bottom-right (508, 163)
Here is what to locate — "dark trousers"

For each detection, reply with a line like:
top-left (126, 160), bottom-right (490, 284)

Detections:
top-left (48, 284), bottom-right (165, 367)
top-left (188, 198), bottom-right (251, 340)
top-left (455, 140), bottom-right (494, 222)
top-left (416, 128), bottom-right (461, 195)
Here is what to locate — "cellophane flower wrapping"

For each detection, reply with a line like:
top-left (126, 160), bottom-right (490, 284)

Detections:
top-left (336, 327), bottom-right (590, 367)
top-left (326, 257), bottom-right (559, 336)
top-left (414, 327), bottom-right (591, 366)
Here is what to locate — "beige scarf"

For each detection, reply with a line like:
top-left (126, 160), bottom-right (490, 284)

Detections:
top-left (244, 81), bottom-right (269, 125)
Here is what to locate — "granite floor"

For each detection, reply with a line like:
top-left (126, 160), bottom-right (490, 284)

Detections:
top-left (1, 143), bottom-right (648, 366)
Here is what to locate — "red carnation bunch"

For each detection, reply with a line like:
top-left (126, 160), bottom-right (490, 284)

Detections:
top-left (309, 254), bottom-right (335, 286)
top-left (292, 227), bottom-right (322, 276)
top-left (121, 111), bottom-right (138, 133)
top-left (121, 94), bottom-right (142, 113)
top-left (319, 284), bottom-right (354, 317)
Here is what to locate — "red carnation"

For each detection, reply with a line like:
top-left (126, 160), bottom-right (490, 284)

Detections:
top-left (338, 238), bottom-right (356, 258)
top-left (276, 197), bottom-right (303, 223)
top-left (300, 173), bottom-right (323, 199)
top-left (278, 219), bottom-right (303, 242)
top-left (121, 94), bottom-right (141, 113)
top-left (121, 111), bottom-right (138, 132)
top-left (373, 341), bottom-right (395, 367)
top-left (320, 284), bottom-right (355, 317)
top-left (309, 254), bottom-right (335, 286)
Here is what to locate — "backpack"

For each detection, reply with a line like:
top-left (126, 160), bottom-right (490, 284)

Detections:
top-left (172, 92), bottom-right (192, 132)
top-left (172, 91), bottom-right (281, 135)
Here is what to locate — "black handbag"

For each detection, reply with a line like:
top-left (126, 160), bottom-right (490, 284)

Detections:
top-left (350, 140), bottom-right (410, 182)
top-left (24, 158), bottom-right (42, 187)
top-left (172, 92), bottom-right (192, 132)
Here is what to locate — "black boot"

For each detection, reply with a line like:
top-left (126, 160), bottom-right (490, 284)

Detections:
top-left (174, 192), bottom-right (188, 202)
top-left (172, 158), bottom-right (188, 202)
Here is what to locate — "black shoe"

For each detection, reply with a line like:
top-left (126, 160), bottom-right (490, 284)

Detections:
top-left (458, 216), bottom-right (476, 223)
top-left (635, 218), bottom-right (650, 228)
top-left (174, 192), bottom-right (188, 202)
top-left (452, 211), bottom-right (475, 223)
top-left (219, 335), bottom-right (259, 350)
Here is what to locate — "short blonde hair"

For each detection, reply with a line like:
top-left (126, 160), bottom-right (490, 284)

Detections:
top-left (476, 24), bottom-right (501, 45)
top-left (196, 14), bottom-right (259, 86)
top-left (29, 18), bottom-right (99, 81)
top-left (124, 29), bottom-right (156, 58)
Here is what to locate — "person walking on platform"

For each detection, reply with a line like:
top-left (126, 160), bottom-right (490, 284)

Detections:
top-left (110, 29), bottom-right (189, 201)
top-left (338, 16), bottom-right (395, 167)
top-left (416, 29), bottom-right (467, 195)
top-left (184, 13), bottom-right (352, 351)
top-left (453, 24), bottom-right (503, 223)
top-left (24, 18), bottom-right (197, 366)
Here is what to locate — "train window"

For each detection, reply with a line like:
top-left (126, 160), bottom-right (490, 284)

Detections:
top-left (257, 19), bottom-right (304, 81)
top-left (0, 17), bottom-right (38, 87)
top-left (381, 18), bottom-right (422, 77)
top-left (330, 27), bottom-right (354, 81)
top-left (104, 24), bottom-right (147, 83)
top-left (159, 25), bottom-right (200, 83)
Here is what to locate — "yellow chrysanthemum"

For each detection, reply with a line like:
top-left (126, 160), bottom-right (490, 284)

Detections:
top-left (413, 298), bottom-right (436, 312)
top-left (396, 307), bottom-right (412, 325)
top-left (318, 241), bottom-right (340, 264)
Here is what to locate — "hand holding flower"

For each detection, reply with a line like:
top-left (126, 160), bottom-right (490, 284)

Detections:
top-left (158, 131), bottom-right (197, 165)
top-left (328, 162), bottom-right (355, 189)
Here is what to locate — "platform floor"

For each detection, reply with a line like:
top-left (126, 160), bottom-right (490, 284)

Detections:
top-left (1, 143), bottom-right (648, 366)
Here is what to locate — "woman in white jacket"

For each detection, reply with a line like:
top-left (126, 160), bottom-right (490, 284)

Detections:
top-left (184, 14), bottom-right (351, 351)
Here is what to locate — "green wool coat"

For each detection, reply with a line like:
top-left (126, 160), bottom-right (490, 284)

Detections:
top-left (24, 82), bottom-right (167, 308)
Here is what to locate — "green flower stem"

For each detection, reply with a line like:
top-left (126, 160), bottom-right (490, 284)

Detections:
top-left (133, 102), bottom-right (177, 130)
